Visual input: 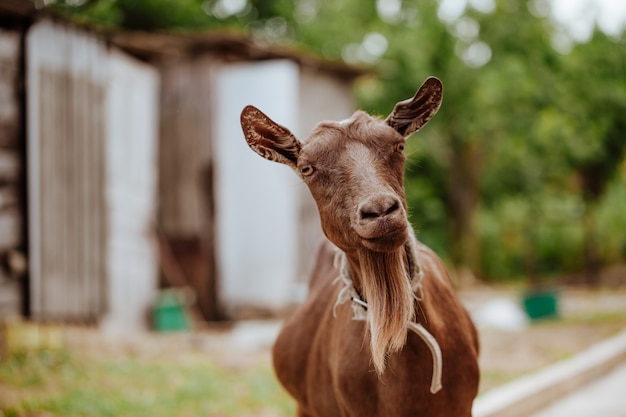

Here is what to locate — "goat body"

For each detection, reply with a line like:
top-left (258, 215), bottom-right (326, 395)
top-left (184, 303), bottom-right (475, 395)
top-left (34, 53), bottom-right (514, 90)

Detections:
top-left (241, 77), bottom-right (480, 417)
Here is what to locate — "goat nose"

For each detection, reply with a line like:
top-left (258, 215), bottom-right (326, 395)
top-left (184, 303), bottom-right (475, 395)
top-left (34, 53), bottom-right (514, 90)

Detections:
top-left (358, 195), bottom-right (401, 221)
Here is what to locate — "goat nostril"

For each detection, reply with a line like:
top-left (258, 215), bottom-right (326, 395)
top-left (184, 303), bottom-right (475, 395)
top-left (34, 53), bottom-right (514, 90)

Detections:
top-left (385, 201), bottom-right (400, 216)
top-left (361, 210), bottom-right (379, 220)
top-left (359, 197), bottom-right (401, 221)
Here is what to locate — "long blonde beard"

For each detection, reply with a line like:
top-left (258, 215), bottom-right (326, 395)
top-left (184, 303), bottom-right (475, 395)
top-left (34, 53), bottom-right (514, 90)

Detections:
top-left (358, 248), bottom-right (415, 374)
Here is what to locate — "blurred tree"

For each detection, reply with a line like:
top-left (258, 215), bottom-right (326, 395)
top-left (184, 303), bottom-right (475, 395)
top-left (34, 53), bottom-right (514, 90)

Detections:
top-left (50, 0), bottom-right (208, 29)
top-left (555, 30), bottom-right (626, 283)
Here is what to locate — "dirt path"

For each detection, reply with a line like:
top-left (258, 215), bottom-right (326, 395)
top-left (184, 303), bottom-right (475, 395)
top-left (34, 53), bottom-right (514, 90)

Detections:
top-left (461, 286), bottom-right (626, 392)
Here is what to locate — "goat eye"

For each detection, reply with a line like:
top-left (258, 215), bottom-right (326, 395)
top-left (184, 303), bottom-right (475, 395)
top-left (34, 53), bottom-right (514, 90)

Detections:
top-left (300, 165), bottom-right (314, 176)
top-left (396, 143), bottom-right (405, 152)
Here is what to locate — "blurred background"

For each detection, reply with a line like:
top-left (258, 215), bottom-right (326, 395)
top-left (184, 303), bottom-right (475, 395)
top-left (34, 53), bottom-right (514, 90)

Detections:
top-left (0, 0), bottom-right (625, 416)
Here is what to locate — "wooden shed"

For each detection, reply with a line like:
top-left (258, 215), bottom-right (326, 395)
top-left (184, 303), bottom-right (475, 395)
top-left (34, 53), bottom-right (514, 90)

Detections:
top-left (0, 2), bottom-right (160, 334)
top-left (112, 32), bottom-right (366, 319)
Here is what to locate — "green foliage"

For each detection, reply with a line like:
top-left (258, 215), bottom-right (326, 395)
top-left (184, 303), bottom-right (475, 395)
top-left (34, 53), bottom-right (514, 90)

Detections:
top-left (594, 177), bottom-right (626, 263)
top-left (477, 190), bottom-right (588, 281)
top-left (115, 0), bottom-right (211, 30)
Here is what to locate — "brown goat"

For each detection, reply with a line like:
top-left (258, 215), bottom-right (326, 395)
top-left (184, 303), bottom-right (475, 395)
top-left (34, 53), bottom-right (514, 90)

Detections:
top-left (240, 77), bottom-right (479, 417)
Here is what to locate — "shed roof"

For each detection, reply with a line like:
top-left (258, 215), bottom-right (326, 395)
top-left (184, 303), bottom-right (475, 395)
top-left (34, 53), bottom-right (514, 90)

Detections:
top-left (109, 30), bottom-right (369, 80)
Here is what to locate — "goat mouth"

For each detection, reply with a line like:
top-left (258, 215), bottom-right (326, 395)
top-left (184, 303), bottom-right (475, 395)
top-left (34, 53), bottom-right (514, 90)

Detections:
top-left (359, 227), bottom-right (408, 252)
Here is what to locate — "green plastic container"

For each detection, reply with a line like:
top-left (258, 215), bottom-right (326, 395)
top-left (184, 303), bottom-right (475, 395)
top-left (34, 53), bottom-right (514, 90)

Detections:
top-left (153, 289), bottom-right (190, 332)
top-left (522, 289), bottom-right (559, 320)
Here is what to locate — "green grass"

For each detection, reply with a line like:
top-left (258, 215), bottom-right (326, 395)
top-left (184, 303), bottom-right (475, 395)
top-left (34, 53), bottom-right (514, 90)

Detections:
top-left (0, 347), bottom-right (295, 417)
top-left (3, 306), bottom-right (625, 416)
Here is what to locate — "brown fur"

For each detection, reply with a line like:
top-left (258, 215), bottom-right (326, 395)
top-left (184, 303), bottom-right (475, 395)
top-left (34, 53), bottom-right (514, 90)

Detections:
top-left (241, 77), bottom-right (480, 417)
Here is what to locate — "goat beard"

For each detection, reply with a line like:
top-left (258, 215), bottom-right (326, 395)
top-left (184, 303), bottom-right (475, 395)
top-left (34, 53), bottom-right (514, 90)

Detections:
top-left (358, 247), bottom-right (415, 375)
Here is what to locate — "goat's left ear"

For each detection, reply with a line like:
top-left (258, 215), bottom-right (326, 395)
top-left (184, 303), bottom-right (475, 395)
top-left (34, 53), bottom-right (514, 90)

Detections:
top-left (385, 77), bottom-right (443, 138)
top-left (241, 105), bottom-right (301, 169)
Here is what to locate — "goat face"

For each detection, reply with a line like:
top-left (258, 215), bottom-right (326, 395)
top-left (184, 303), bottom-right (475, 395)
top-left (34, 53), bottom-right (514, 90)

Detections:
top-left (296, 113), bottom-right (409, 253)
top-left (241, 77), bottom-right (443, 255)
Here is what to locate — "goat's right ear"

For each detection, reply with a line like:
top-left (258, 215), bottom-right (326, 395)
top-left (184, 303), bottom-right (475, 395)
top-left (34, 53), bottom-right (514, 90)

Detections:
top-left (240, 105), bottom-right (301, 169)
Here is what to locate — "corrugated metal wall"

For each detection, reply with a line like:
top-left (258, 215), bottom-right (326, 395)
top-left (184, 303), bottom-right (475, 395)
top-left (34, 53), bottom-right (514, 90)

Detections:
top-left (37, 69), bottom-right (106, 322)
top-left (27, 21), bottom-right (107, 322)
top-left (26, 20), bottom-right (159, 326)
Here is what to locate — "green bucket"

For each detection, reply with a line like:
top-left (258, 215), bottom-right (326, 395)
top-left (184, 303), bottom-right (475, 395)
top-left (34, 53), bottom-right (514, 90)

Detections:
top-left (153, 289), bottom-right (190, 332)
top-left (522, 289), bottom-right (559, 320)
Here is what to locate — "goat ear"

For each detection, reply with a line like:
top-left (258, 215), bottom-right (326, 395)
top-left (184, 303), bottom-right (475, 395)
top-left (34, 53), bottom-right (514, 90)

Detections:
top-left (385, 77), bottom-right (443, 138)
top-left (240, 105), bottom-right (301, 169)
